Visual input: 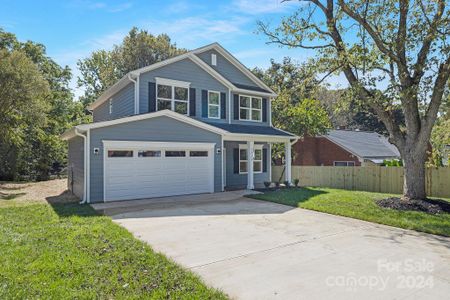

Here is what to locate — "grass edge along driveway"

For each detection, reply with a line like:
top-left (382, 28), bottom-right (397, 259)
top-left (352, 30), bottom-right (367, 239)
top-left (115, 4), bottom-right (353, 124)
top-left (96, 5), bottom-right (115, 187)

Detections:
top-left (0, 200), bottom-right (228, 299)
top-left (248, 187), bottom-right (450, 237)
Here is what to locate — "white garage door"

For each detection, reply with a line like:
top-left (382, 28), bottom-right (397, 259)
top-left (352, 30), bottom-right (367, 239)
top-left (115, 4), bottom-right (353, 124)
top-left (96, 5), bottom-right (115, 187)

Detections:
top-left (104, 141), bottom-right (215, 201)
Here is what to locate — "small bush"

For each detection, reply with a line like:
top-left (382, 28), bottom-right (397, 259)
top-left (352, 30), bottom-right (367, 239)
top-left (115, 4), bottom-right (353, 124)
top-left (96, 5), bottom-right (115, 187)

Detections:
top-left (293, 178), bottom-right (300, 187)
top-left (275, 181), bottom-right (280, 188)
top-left (263, 181), bottom-right (271, 188)
top-left (283, 180), bottom-right (290, 188)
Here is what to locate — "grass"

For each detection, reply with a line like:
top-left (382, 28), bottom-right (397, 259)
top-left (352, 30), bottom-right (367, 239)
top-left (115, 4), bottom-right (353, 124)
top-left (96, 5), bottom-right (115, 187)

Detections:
top-left (0, 200), bottom-right (228, 299)
top-left (249, 187), bottom-right (450, 237)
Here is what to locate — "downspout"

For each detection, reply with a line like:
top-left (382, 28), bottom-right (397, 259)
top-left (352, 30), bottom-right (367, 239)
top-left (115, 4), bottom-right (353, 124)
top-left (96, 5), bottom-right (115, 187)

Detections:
top-left (74, 128), bottom-right (87, 204)
top-left (128, 73), bottom-right (139, 115)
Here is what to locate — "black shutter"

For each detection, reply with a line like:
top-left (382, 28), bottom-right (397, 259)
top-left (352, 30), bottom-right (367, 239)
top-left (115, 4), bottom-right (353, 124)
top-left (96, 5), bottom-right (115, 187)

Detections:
top-left (262, 98), bottom-right (268, 122)
top-left (220, 92), bottom-right (226, 119)
top-left (263, 148), bottom-right (268, 173)
top-left (233, 148), bottom-right (239, 174)
top-left (233, 94), bottom-right (239, 120)
top-left (189, 88), bottom-right (196, 116)
top-left (202, 90), bottom-right (208, 118)
top-left (148, 82), bottom-right (156, 112)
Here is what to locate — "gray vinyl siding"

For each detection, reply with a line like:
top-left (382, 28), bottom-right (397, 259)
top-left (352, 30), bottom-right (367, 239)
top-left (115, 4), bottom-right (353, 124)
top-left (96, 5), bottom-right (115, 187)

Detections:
top-left (138, 58), bottom-right (229, 124)
top-left (231, 92), bottom-right (270, 126)
top-left (68, 136), bottom-right (84, 200)
top-left (93, 83), bottom-right (134, 122)
top-left (224, 141), bottom-right (270, 189)
top-left (196, 50), bottom-right (258, 88)
top-left (89, 116), bottom-right (222, 202)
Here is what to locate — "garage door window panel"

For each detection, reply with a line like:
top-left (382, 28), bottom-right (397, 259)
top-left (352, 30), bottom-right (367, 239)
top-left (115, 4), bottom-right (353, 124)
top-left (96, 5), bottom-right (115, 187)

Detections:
top-left (190, 151), bottom-right (208, 157)
top-left (138, 150), bottom-right (161, 157)
top-left (108, 150), bottom-right (133, 157)
top-left (165, 151), bottom-right (186, 157)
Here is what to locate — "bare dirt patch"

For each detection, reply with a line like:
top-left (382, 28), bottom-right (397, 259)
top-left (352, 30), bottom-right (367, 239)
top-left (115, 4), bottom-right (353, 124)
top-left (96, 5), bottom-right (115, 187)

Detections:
top-left (377, 197), bottom-right (450, 214)
top-left (0, 179), bottom-right (78, 204)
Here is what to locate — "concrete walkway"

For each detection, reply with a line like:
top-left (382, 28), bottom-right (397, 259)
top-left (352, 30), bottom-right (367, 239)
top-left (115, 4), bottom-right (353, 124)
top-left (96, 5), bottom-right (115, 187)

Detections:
top-left (93, 193), bottom-right (450, 300)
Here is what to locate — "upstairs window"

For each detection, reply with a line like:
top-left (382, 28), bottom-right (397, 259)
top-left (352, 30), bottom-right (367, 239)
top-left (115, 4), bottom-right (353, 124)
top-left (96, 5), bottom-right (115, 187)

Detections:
top-left (208, 91), bottom-right (220, 119)
top-left (156, 78), bottom-right (190, 115)
top-left (239, 95), bottom-right (261, 122)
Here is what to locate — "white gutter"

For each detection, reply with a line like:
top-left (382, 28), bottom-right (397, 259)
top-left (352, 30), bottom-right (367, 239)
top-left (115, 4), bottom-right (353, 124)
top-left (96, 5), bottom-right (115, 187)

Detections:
top-left (128, 74), bottom-right (139, 114)
top-left (74, 128), bottom-right (87, 204)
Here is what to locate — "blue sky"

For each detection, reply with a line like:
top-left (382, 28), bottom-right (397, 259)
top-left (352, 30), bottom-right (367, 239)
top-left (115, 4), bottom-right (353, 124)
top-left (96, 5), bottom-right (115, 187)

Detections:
top-left (1, 0), bottom-right (343, 98)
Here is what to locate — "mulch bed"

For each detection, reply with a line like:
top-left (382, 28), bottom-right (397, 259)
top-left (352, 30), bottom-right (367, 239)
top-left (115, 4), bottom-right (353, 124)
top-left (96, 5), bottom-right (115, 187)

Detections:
top-left (377, 197), bottom-right (450, 214)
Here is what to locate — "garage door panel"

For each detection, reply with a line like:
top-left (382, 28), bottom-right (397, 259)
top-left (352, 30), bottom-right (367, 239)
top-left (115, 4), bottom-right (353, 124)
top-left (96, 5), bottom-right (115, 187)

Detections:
top-left (104, 143), bottom-right (214, 201)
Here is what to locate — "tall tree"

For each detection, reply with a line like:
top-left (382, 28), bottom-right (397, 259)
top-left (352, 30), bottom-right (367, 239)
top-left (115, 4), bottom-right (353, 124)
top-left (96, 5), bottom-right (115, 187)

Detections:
top-left (259, 0), bottom-right (450, 200)
top-left (77, 27), bottom-right (187, 106)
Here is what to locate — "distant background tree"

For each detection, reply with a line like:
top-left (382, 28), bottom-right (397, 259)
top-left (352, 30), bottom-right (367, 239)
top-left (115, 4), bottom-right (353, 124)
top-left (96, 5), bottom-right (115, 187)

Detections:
top-left (0, 29), bottom-right (87, 181)
top-left (77, 27), bottom-right (187, 106)
top-left (259, 0), bottom-right (450, 201)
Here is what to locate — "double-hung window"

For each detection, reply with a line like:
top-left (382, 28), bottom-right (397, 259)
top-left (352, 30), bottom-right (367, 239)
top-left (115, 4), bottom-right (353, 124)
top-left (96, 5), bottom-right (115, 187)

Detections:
top-left (239, 95), bottom-right (262, 122)
top-left (239, 145), bottom-right (263, 174)
top-left (156, 78), bottom-right (189, 115)
top-left (208, 91), bottom-right (220, 119)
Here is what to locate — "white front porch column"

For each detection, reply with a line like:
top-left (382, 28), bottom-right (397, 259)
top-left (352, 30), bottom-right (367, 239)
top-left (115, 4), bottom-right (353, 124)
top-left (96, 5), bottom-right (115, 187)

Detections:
top-left (285, 141), bottom-right (292, 185)
top-left (247, 140), bottom-right (254, 190)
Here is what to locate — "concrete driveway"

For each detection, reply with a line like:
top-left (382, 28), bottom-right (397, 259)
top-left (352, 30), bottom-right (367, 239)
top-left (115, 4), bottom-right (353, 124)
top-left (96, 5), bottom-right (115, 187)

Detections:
top-left (92, 192), bottom-right (450, 300)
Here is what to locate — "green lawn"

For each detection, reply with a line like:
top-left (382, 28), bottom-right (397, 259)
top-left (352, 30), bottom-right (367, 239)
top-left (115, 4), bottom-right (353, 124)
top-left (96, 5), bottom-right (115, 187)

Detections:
top-left (249, 187), bottom-right (450, 237)
top-left (0, 200), bottom-right (227, 299)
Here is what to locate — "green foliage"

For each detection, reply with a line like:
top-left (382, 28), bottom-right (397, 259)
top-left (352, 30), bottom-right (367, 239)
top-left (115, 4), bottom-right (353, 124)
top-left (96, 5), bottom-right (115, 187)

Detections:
top-left (249, 188), bottom-right (450, 237)
top-left (77, 27), bottom-right (187, 106)
top-left (293, 178), bottom-right (300, 187)
top-left (430, 117), bottom-right (450, 166)
top-left (382, 159), bottom-right (403, 167)
top-left (0, 28), bottom-right (87, 181)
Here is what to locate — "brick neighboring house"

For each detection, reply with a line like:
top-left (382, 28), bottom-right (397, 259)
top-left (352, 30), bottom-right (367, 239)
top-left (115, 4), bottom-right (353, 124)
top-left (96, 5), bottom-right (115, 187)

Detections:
top-left (292, 129), bottom-right (401, 166)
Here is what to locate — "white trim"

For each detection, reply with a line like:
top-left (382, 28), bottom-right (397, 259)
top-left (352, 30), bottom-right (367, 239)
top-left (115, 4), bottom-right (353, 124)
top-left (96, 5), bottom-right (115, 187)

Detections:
top-left (192, 43), bottom-right (276, 95)
top-left (75, 110), bottom-right (227, 135)
top-left (268, 143), bottom-right (272, 181)
top-left (223, 133), bottom-right (294, 143)
top-left (333, 161), bottom-right (356, 166)
top-left (238, 144), bottom-right (263, 175)
top-left (232, 88), bottom-right (276, 98)
top-left (211, 53), bottom-right (217, 66)
top-left (102, 140), bottom-right (215, 150)
top-left (238, 94), bottom-right (262, 122)
top-left (86, 129), bottom-right (91, 203)
top-left (74, 129), bottom-right (87, 204)
top-left (155, 77), bottom-right (191, 88)
top-left (221, 139), bottom-right (224, 191)
top-left (228, 89), bottom-right (232, 124)
top-left (207, 90), bottom-right (221, 119)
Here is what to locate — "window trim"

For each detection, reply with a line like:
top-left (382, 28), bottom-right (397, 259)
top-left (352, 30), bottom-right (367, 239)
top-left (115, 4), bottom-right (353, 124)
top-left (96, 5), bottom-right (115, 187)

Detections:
top-left (207, 90), bottom-right (221, 119)
top-left (238, 94), bottom-right (262, 122)
top-left (238, 144), bottom-right (263, 174)
top-left (155, 78), bottom-right (190, 116)
top-left (211, 53), bottom-right (217, 66)
top-left (333, 161), bottom-right (356, 166)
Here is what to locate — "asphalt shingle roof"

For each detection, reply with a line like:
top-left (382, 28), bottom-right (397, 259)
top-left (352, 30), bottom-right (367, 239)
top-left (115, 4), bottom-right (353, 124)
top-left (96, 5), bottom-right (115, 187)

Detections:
top-left (204, 122), bottom-right (295, 137)
top-left (325, 130), bottom-right (400, 158)
top-left (231, 82), bottom-right (271, 93)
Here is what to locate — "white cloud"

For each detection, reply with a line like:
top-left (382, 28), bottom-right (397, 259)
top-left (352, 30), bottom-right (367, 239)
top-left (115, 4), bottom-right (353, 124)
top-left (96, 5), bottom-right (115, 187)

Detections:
top-left (231, 0), bottom-right (297, 15)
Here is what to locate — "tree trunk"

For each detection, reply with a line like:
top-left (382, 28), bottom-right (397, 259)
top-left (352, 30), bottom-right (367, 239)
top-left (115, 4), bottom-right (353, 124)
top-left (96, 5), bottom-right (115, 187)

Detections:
top-left (402, 147), bottom-right (427, 200)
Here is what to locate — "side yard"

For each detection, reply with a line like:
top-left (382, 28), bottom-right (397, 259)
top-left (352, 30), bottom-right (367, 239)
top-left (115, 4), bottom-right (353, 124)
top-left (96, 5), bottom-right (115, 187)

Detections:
top-left (0, 181), bottom-right (227, 299)
top-left (249, 187), bottom-right (450, 237)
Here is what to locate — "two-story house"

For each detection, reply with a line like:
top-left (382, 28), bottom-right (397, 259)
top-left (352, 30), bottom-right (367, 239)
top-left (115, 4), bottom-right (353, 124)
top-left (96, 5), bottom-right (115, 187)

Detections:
top-left (62, 43), bottom-right (296, 203)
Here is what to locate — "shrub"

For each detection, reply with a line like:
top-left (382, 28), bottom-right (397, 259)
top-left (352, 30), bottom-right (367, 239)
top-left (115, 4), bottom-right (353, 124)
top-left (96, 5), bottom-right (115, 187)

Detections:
top-left (293, 178), bottom-right (300, 187)
top-left (283, 180), bottom-right (290, 188)
top-left (275, 181), bottom-right (280, 188)
top-left (264, 181), bottom-right (271, 188)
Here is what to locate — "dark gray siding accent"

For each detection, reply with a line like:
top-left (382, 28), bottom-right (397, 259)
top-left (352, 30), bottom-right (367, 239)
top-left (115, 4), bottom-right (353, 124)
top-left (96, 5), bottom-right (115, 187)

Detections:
top-left (224, 141), bottom-right (270, 189)
top-left (202, 90), bottom-right (208, 117)
top-left (231, 93), bottom-right (270, 126)
top-left (196, 50), bottom-right (258, 88)
top-left (220, 92), bottom-right (226, 119)
top-left (138, 58), bottom-right (229, 124)
top-left (148, 82), bottom-right (156, 112)
top-left (68, 136), bottom-right (84, 200)
top-left (93, 83), bottom-right (135, 122)
top-left (89, 116), bottom-right (222, 202)
top-left (262, 98), bottom-right (267, 122)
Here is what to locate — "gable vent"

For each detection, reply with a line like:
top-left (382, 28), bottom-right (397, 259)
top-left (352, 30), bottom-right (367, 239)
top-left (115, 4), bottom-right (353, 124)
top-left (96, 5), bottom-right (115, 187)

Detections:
top-left (211, 53), bottom-right (217, 66)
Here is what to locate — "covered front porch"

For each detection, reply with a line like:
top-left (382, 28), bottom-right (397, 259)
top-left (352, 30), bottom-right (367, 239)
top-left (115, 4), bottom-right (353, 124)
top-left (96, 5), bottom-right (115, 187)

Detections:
top-left (222, 136), bottom-right (295, 191)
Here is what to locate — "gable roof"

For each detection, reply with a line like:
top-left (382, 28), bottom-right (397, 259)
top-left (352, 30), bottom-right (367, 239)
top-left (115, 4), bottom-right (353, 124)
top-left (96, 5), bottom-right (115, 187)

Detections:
top-left (87, 43), bottom-right (277, 110)
top-left (61, 110), bottom-right (295, 141)
top-left (324, 130), bottom-right (400, 159)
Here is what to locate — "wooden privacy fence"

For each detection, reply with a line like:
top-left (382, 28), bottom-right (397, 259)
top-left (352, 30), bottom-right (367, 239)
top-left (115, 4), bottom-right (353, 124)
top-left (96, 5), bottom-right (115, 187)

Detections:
top-left (272, 166), bottom-right (450, 198)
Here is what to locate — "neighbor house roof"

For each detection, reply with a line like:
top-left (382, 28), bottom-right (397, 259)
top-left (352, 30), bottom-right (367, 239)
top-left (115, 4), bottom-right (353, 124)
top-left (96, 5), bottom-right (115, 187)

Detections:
top-left (324, 130), bottom-right (400, 161)
top-left (87, 42), bottom-right (277, 110)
